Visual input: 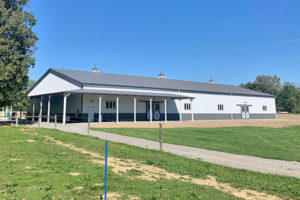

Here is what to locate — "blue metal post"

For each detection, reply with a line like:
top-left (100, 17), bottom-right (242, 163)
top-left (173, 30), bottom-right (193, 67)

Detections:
top-left (104, 140), bottom-right (108, 200)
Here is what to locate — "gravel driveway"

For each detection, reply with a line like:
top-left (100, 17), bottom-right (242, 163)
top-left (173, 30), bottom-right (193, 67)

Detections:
top-left (30, 122), bottom-right (300, 179)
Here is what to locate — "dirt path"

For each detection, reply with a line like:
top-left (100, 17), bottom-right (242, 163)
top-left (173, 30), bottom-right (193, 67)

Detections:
top-left (23, 129), bottom-right (281, 200)
top-left (32, 123), bottom-right (300, 179)
top-left (91, 114), bottom-right (300, 128)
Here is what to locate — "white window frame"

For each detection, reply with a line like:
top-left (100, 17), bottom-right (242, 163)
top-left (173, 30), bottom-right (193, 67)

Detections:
top-left (106, 101), bottom-right (116, 110)
top-left (218, 104), bottom-right (224, 111)
top-left (262, 105), bottom-right (267, 111)
top-left (184, 103), bottom-right (191, 110)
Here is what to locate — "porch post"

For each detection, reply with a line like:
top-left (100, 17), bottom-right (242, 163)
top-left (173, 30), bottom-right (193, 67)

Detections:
top-left (116, 96), bottom-right (119, 123)
top-left (63, 93), bottom-right (70, 125)
top-left (164, 98), bottom-right (167, 122)
top-left (133, 97), bottom-right (136, 122)
top-left (179, 100), bottom-right (182, 122)
top-left (98, 96), bottom-right (102, 124)
top-left (39, 96), bottom-right (43, 123)
top-left (149, 98), bottom-right (152, 122)
top-left (10, 106), bottom-right (12, 120)
top-left (32, 98), bottom-right (35, 122)
top-left (47, 95), bottom-right (51, 123)
top-left (191, 99), bottom-right (194, 122)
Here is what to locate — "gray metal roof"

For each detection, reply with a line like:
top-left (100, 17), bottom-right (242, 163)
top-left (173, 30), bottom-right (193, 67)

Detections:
top-left (69, 89), bottom-right (193, 99)
top-left (49, 68), bottom-right (274, 97)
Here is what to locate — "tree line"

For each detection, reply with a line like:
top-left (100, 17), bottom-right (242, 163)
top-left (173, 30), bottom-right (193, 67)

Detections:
top-left (241, 75), bottom-right (300, 113)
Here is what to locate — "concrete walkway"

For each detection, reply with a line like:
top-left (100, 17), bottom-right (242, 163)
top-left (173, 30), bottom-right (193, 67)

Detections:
top-left (31, 122), bottom-right (300, 179)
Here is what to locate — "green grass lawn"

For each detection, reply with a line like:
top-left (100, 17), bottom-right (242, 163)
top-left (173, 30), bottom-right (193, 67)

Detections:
top-left (93, 126), bottom-right (300, 161)
top-left (0, 126), bottom-right (299, 199)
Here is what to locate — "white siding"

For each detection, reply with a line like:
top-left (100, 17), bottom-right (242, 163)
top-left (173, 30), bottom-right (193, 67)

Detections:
top-left (28, 72), bottom-right (80, 96)
top-left (176, 92), bottom-right (276, 114)
top-left (29, 77), bottom-right (276, 117)
top-left (82, 95), bottom-right (154, 113)
top-left (82, 84), bottom-right (276, 115)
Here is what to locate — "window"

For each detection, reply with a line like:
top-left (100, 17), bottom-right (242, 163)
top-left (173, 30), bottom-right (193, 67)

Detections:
top-left (246, 106), bottom-right (249, 112)
top-left (106, 101), bottom-right (116, 109)
top-left (218, 104), bottom-right (224, 111)
top-left (184, 103), bottom-right (191, 110)
top-left (241, 106), bottom-right (245, 112)
top-left (262, 106), bottom-right (267, 111)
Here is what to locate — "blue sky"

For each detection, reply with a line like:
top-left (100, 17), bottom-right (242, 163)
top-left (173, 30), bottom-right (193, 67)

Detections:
top-left (28, 0), bottom-right (300, 86)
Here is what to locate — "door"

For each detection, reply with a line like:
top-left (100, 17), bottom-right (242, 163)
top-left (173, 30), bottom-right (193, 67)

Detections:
top-left (146, 102), bottom-right (161, 121)
top-left (153, 102), bottom-right (161, 120)
top-left (88, 107), bottom-right (95, 122)
top-left (241, 105), bottom-right (250, 119)
top-left (245, 105), bottom-right (250, 119)
top-left (241, 105), bottom-right (246, 119)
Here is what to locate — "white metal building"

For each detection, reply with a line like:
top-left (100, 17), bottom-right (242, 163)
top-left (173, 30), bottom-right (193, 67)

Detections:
top-left (27, 68), bottom-right (276, 125)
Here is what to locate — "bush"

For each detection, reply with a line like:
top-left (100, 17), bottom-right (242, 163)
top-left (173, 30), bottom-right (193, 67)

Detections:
top-left (292, 106), bottom-right (300, 114)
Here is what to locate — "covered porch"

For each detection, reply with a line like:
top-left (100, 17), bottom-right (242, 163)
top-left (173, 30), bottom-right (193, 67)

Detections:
top-left (28, 89), bottom-right (194, 125)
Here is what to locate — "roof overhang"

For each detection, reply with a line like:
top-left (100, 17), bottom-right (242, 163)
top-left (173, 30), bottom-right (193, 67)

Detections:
top-left (68, 89), bottom-right (194, 99)
top-left (29, 89), bottom-right (194, 99)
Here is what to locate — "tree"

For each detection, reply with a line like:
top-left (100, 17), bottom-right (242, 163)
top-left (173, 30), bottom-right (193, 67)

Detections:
top-left (277, 83), bottom-right (300, 113)
top-left (240, 75), bottom-right (281, 96)
top-left (0, 0), bottom-right (38, 109)
top-left (240, 82), bottom-right (255, 90)
top-left (240, 75), bottom-right (300, 113)
top-left (27, 79), bottom-right (35, 90)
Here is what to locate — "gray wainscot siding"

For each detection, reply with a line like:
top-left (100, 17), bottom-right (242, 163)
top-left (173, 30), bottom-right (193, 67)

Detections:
top-left (181, 113), bottom-right (276, 121)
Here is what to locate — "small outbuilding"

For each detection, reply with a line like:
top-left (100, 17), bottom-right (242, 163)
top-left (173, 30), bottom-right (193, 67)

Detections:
top-left (27, 68), bottom-right (276, 125)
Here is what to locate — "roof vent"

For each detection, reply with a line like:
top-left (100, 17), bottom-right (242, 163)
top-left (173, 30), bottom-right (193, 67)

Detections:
top-left (92, 65), bottom-right (99, 72)
top-left (158, 72), bottom-right (166, 79)
top-left (208, 78), bottom-right (214, 84)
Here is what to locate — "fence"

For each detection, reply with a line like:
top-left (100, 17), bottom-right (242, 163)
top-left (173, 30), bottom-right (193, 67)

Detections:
top-left (0, 114), bottom-right (94, 134)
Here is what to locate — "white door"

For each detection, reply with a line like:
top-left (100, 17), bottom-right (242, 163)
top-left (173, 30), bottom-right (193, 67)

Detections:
top-left (88, 107), bottom-right (95, 122)
top-left (245, 105), bottom-right (250, 119)
top-left (241, 105), bottom-right (250, 119)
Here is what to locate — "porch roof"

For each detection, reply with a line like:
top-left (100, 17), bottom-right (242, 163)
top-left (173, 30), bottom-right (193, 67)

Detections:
top-left (68, 89), bottom-right (193, 99)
